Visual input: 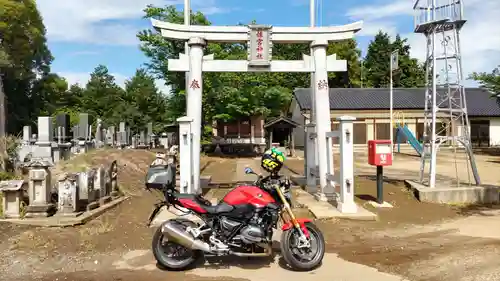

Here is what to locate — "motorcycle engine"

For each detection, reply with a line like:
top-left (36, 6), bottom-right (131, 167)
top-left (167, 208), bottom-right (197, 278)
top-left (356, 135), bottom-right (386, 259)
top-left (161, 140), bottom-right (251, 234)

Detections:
top-left (220, 217), bottom-right (266, 244)
top-left (219, 217), bottom-right (241, 237)
top-left (239, 225), bottom-right (266, 244)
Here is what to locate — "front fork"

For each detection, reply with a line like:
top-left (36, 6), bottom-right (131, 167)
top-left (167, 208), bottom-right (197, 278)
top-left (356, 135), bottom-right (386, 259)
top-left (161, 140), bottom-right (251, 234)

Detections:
top-left (275, 186), bottom-right (311, 248)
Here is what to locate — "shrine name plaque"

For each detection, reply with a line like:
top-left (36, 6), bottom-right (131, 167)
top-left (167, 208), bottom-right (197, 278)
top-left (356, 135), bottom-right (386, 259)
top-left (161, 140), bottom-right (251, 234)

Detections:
top-left (248, 25), bottom-right (272, 67)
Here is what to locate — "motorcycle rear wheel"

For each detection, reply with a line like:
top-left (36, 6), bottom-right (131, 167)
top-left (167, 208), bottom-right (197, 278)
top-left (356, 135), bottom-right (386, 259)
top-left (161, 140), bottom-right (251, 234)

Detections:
top-left (152, 224), bottom-right (199, 271)
top-left (280, 222), bottom-right (325, 271)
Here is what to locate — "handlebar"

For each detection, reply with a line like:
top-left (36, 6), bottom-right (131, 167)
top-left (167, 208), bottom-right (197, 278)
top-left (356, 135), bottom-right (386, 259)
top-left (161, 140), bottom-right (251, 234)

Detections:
top-left (253, 173), bottom-right (290, 191)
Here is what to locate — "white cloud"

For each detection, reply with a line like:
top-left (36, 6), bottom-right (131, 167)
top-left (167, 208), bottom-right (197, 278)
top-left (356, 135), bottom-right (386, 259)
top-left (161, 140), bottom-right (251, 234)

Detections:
top-left (345, 1), bottom-right (405, 38)
top-left (36, 0), bottom-right (231, 46)
top-left (356, 21), bottom-right (398, 37)
top-left (347, 0), bottom-right (500, 84)
top-left (60, 71), bottom-right (171, 95)
top-left (346, 1), bottom-right (412, 21)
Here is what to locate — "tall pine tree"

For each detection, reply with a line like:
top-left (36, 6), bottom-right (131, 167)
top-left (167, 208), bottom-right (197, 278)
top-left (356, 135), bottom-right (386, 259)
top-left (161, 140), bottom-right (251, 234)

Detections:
top-left (364, 31), bottom-right (392, 88)
top-left (391, 35), bottom-right (425, 88)
top-left (363, 31), bottom-right (425, 88)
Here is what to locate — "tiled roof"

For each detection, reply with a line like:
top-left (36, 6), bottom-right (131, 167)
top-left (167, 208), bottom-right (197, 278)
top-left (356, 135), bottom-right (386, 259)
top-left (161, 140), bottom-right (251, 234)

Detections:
top-left (293, 88), bottom-right (500, 117)
top-left (264, 116), bottom-right (300, 128)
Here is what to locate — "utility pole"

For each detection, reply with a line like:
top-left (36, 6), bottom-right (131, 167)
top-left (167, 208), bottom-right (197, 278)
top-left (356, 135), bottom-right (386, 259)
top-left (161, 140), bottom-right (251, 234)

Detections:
top-left (389, 50), bottom-right (398, 157)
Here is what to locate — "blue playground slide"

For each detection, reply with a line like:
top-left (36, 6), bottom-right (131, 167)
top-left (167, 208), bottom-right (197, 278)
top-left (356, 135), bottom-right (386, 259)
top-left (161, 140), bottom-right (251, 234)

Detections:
top-left (396, 124), bottom-right (423, 156)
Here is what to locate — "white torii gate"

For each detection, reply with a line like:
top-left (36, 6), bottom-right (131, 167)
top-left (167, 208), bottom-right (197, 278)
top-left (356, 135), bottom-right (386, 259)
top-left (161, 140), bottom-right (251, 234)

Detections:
top-left (151, 19), bottom-right (363, 199)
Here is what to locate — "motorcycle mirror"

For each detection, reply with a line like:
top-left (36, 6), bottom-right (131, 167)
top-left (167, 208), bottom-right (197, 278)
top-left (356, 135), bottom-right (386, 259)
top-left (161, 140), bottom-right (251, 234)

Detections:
top-left (244, 167), bottom-right (254, 174)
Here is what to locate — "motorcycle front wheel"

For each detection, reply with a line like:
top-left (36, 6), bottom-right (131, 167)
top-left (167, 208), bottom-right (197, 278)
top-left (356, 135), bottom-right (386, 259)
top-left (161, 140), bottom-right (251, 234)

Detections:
top-left (152, 224), bottom-right (199, 271)
top-left (280, 222), bottom-right (325, 271)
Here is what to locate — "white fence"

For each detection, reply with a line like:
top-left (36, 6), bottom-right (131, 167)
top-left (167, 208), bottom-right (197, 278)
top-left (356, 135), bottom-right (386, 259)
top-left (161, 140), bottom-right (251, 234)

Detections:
top-left (304, 116), bottom-right (357, 213)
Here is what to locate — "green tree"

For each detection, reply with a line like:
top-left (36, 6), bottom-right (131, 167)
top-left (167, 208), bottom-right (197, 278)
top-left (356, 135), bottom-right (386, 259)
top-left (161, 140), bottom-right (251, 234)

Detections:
top-left (81, 65), bottom-right (126, 124)
top-left (363, 31), bottom-right (425, 88)
top-left (0, 0), bottom-right (53, 132)
top-left (137, 5), bottom-right (211, 92)
top-left (327, 39), bottom-right (362, 87)
top-left (390, 35), bottom-right (425, 87)
top-left (469, 66), bottom-right (500, 96)
top-left (364, 31), bottom-right (392, 87)
top-left (121, 68), bottom-right (169, 132)
top-left (32, 73), bottom-right (69, 116)
top-left (50, 83), bottom-right (84, 127)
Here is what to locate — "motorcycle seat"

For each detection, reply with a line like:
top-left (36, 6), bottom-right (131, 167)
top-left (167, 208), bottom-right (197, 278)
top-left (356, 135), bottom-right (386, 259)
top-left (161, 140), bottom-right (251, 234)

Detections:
top-left (203, 202), bottom-right (234, 214)
top-left (176, 193), bottom-right (234, 214)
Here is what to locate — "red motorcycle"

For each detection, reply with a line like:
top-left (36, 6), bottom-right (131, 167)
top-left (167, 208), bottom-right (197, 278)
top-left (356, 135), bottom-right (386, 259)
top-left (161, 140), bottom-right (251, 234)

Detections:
top-left (146, 166), bottom-right (325, 271)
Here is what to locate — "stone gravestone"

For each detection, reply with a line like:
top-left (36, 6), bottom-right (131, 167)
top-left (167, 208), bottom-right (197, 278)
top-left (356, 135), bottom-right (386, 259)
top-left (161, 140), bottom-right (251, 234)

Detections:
top-left (78, 113), bottom-right (93, 153)
top-left (55, 114), bottom-right (70, 143)
top-left (77, 170), bottom-right (90, 208)
top-left (25, 159), bottom-right (54, 218)
top-left (53, 114), bottom-right (72, 163)
top-left (23, 126), bottom-right (31, 145)
top-left (56, 173), bottom-right (81, 216)
top-left (95, 166), bottom-right (111, 205)
top-left (78, 113), bottom-right (90, 140)
top-left (126, 127), bottom-right (131, 146)
top-left (119, 131), bottom-right (127, 148)
top-left (118, 122), bottom-right (127, 148)
top-left (71, 125), bottom-right (79, 154)
top-left (19, 126), bottom-right (33, 163)
top-left (78, 169), bottom-right (99, 211)
top-left (34, 116), bottom-right (54, 163)
top-left (138, 131), bottom-right (147, 149)
top-left (107, 126), bottom-right (116, 147)
top-left (95, 118), bottom-right (104, 148)
top-left (0, 180), bottom-right (26, 218)
top-left (131, 135), bottom-right (137, 149)
top-left (147, 122), bottom-right (153, 146)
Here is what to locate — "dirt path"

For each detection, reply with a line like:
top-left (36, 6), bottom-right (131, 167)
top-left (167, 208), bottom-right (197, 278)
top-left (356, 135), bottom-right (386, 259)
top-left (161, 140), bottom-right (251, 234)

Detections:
top-left (2, 152), bottom-right (500, 281)
top-left (322, 212), bottom-right (500, 281)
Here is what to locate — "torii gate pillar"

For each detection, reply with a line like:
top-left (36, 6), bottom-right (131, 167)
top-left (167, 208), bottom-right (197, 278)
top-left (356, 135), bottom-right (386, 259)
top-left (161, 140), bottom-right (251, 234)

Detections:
top-left (186, 37), bottom-right (206, 194)
top-left (311, 40), bottom-right (335, 201)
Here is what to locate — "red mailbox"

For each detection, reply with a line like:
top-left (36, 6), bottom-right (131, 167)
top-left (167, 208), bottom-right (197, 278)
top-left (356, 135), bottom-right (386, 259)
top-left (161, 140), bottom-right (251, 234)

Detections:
top-left (368, 140), bottom-right (393, 166)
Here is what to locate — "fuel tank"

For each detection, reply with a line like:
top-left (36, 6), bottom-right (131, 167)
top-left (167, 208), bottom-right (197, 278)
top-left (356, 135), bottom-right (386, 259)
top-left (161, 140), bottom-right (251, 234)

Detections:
top-left (222, 185), bottom-right (276, 208)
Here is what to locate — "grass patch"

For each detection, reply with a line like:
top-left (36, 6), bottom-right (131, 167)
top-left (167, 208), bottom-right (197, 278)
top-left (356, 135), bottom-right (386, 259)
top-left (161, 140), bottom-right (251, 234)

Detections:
top-left (79, 217), bottom-right (115, 250)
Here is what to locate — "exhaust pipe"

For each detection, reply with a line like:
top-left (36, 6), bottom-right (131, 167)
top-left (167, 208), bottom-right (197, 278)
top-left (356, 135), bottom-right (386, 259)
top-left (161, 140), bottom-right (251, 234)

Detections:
top-left (161, 221), bottom-right (211, 252)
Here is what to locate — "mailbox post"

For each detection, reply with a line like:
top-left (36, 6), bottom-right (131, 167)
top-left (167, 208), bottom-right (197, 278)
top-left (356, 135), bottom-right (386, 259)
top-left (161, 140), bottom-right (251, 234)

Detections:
top-left (368, 140), bottom-right (393, 205)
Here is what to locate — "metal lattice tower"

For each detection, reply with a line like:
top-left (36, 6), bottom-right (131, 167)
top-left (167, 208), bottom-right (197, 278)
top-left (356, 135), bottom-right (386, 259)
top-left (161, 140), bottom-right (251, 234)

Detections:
top-left (413, 0), bottom-right (480, 188)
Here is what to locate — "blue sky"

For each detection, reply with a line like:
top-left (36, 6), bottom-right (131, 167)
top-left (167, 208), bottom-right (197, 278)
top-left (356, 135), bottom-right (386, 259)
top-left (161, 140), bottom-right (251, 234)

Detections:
top-left (37, 0), bottom-right (500, 91)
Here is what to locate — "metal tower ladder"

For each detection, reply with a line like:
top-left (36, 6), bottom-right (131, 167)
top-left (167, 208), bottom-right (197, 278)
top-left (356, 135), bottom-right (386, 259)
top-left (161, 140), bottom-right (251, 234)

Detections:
top-left (413, 0), bottom-right (481, 188)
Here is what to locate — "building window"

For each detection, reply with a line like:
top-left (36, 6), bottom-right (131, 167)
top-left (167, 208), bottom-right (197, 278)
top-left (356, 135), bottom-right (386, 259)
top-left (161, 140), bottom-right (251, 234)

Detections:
top-left (470, 120), bottom-right (490, 147)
